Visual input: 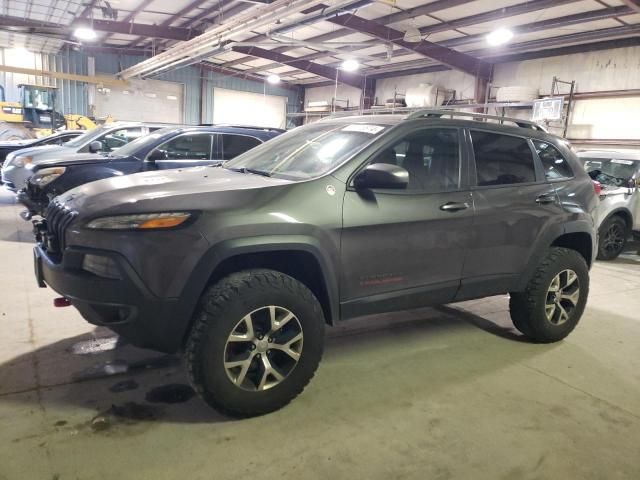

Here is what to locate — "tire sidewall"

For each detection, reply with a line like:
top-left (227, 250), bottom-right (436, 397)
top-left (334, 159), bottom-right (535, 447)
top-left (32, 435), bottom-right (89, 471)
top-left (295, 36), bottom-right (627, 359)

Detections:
top-left (529, 250), bottom-right (589, 341)
top-left (194, 272), bottom-right (324, 414)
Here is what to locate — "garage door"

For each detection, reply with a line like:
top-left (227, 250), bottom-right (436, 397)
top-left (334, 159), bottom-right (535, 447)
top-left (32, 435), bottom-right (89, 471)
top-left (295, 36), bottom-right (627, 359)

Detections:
top-left (95, 78), bottom-right (184, 123)
top-left (213, 88), bottom-right (286, 129)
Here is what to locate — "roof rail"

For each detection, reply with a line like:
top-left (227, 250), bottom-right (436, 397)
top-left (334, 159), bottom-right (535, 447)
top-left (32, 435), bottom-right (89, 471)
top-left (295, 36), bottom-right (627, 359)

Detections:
top-left (406, 109), bottom-right (547, 132)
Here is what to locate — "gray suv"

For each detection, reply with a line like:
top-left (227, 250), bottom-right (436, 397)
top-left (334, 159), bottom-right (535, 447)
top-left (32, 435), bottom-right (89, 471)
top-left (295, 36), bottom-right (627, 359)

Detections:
top-left (33, 111), bottom-right (598, 417)
top-left (578, 149), bottom-right (640, 260)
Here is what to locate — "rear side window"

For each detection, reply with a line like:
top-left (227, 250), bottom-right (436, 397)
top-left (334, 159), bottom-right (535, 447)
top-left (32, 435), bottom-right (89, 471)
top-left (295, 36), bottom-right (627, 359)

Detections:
top-left (533, 140), bottom-right (573, 180)
top-left (471, 131), bottom-right (536, 186)
top-left (221, 134), bottom-right (261, 161)
top-left (101, 127), bottom-right (144, 152)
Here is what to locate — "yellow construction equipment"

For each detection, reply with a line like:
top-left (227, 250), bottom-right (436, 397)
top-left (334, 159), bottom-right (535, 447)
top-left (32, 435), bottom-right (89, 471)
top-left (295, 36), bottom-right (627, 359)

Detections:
top-left (0, 84), bottom-right (111, 140)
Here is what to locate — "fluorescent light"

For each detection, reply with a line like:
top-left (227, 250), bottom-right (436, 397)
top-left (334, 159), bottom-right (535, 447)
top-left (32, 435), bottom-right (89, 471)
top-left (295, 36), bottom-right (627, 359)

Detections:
top-left (267, 74), bottom-right (280, 84)
top-left (486, 28), bottom-right (513, 46)
top-left (341, 59), bottom-right (359, 72)
top-left (74, 27), bottom-right (97, 41)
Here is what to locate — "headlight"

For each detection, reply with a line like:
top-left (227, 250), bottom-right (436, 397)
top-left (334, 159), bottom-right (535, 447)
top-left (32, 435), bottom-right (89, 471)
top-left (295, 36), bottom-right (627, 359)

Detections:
top-left (85, 212), bottom-right (192, 230)
top-left (30, 167), bottom-right (66, 187)
top-left (13, 155), bottom-right (33, 168)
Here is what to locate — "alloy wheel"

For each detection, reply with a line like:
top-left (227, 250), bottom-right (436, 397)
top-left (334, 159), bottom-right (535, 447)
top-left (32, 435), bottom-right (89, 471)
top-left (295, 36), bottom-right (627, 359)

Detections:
top-left (545, 269), bottom-right (580, 325)
top-left (602, 223), bottom-right (625, 254)
top-left (224, 306), bottom-right (303, 391)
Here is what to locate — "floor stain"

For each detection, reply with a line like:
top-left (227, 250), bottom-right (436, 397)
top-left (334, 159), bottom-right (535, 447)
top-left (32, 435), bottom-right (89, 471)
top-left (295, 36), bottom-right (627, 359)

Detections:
top-left (109, 379), bottom-right (139, 393)
top-left (87, 402), bottom-right (163, 435)
top-left (145, 384), bottom-right (196, 404)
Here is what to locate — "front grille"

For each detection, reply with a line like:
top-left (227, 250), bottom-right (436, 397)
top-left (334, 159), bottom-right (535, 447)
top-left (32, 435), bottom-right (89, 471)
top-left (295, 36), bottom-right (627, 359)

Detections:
top-left (44, 200), bottom-right (77, 255)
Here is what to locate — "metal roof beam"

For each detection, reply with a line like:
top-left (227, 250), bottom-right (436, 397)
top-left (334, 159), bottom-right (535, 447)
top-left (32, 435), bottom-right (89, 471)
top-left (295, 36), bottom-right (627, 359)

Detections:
top-left (0, 15), bottom-right (202, 42)
top-left (231, 45), bottom-right (364, 88)
top-left (620, 0), bottom-right (640, 13)
top-left (327, 13), bottom-right (493, 79)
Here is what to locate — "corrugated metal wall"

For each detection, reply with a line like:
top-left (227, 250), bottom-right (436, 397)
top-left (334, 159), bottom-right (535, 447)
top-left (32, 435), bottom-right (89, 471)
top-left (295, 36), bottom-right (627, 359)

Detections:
top-left (0, 47), bottom-right (87, 116)
top-left (1, 47), bottom-right (301, 126)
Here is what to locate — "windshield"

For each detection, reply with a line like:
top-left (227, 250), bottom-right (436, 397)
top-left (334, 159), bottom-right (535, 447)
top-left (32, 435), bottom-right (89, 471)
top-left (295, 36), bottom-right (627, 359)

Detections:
top-left (65, 126), bottom-right (110, 148)
top-left (110, 129), bottom-right (171, 158)
top-left (583, 157), bottom-right (639, 187)
top-left (223, 122), bottom-right (390, 180)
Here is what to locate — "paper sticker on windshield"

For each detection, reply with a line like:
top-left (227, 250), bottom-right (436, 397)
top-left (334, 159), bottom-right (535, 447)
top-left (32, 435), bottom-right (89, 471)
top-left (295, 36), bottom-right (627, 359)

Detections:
top-left (342, 124), bottom-right (385, 134)
top-left (611, 159), bottom-right (634, 165)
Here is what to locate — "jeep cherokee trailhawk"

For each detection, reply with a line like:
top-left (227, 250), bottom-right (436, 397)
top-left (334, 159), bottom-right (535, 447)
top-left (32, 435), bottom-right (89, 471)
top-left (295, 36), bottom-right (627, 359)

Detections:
top-left (33, 111), bottom-right (598, 417)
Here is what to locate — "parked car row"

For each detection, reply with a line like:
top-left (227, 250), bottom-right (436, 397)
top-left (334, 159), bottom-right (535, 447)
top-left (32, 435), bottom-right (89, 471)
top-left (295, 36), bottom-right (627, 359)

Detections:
top-left (1, 122), bottom-right (284, 217)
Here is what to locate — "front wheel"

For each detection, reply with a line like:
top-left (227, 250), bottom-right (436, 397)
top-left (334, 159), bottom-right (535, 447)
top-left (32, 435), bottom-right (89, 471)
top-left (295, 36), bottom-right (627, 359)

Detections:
top-left (510, 247), bottom-right (589, 343)
top-left (185, 269), bottom-right (325, 417)
top-left (597, 216), bottom-right (627, 260)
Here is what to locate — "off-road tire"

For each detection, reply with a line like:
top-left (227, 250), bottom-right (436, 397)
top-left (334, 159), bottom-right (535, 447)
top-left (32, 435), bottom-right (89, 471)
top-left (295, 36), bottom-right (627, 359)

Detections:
top-left (509, 247), bottom-right (589, 343)
top-left (597, 215), bottom-right (627, 261)
top-left (185, 269), bottom-right (325, 417)
top-left (0, 123), bottom-right (35, 141)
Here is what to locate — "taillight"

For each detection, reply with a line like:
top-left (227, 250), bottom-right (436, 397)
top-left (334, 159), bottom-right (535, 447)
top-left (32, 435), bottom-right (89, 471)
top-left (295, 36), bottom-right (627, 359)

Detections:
top-left (592, 180), bottom-right (602, 196)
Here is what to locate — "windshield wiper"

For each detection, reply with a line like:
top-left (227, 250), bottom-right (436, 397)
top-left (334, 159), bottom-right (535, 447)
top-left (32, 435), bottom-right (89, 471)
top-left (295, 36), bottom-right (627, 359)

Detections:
top-left (227, 167), bottom-right (272, 177)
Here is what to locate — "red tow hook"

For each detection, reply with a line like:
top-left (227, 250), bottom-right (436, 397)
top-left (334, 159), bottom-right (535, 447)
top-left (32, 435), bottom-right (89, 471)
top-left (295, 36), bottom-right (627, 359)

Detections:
top-left (53, 297), bottom-right (72, 307)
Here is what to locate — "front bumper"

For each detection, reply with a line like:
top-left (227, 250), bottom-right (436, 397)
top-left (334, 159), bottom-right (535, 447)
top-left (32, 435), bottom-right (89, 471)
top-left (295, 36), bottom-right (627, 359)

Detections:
top-left (34, 244), bottom-right (191, 353)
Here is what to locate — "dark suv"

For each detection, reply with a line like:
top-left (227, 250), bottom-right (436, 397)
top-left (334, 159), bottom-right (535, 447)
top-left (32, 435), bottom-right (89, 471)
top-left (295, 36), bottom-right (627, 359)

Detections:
top-left (18, 125), bottom-right (283, 217)
top-left (33, 111), bottom-right (598, 417)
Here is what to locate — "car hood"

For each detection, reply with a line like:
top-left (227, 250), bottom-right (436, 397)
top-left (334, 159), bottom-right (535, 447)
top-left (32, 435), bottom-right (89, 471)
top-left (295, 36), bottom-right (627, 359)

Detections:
top-left (35, 153), bottom-right (112, 168)
top-left (57, 166), bottom-right (292, 217)
top-left (10, 144), bottom-right (74, 160)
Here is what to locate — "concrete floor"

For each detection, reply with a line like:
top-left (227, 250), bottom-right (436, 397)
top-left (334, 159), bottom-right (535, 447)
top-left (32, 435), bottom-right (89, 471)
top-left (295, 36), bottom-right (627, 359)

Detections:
top-left (0, 189), bottom-right (639, 480)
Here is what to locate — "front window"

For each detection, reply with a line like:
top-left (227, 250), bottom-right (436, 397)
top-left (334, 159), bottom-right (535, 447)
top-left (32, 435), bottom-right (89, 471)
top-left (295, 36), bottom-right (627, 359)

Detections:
top-left (582, 157), bottom-right (639, 187)
top-left (224, 122), bottom-right (390, 180)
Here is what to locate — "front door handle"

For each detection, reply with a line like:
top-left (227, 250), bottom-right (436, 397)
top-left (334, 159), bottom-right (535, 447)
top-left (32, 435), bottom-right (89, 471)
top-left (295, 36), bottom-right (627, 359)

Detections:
top-left (440, 201), bottom-right (470, 212)
top-left (536, 194), bottom-right (556, 205)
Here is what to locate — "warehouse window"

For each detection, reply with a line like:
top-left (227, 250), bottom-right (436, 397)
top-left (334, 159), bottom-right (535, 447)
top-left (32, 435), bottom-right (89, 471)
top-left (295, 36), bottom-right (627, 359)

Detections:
top-left (367, 128), bottom-right (461, 193)
top-left (533, 140), bottom-right (573, 180)
top-left (471, 131), bottom-right (536, 186)
top-left (221, 134), bottom-right (261, 161)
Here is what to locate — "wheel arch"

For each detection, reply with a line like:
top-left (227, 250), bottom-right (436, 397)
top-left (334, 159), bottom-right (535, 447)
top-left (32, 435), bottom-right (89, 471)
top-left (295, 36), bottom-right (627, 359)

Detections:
top-left (599, 208), bottom-right (633, 233)
top-left (515, 221), bottom-right (595, 291)
top-left (178, 236), bottom-right (340, 347)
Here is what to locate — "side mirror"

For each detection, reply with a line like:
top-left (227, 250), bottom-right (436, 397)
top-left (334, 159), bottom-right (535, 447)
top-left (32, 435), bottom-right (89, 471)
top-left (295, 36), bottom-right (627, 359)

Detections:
top-left (88, 140), bottom-right (103, 153)
top-left (354, 163), bottom-right (409, 190)
top-left (147, 149), bottom-right (166, 162)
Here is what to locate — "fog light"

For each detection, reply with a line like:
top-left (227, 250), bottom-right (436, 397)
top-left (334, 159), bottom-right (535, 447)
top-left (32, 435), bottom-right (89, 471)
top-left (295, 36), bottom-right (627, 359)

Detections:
top-left (82, 254), bottom-right (121, 279)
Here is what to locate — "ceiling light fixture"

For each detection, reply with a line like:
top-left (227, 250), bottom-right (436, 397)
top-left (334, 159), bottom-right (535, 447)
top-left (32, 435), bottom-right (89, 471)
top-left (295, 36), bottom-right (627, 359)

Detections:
top-left (73, 27), bottom-right (97, 41)
top-left (486, 28), bottom-right (513, 47)
top-left (403, 26), bottom-right (422, 43)
top-left (266, 74), bottom-right (280, 84)
top-left (341, 59), bottom-right (359, 72)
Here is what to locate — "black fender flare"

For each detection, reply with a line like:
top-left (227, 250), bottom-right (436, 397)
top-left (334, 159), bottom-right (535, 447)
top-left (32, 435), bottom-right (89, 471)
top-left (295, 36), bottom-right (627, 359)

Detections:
top-left (175, 235), bottom-right (340, 333)
top-left (514, 219), bottom-right (596, 291)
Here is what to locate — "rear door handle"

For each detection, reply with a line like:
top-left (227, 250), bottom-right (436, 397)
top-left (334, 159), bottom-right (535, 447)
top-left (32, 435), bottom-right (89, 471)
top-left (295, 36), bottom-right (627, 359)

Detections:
top-left (536, 194), bottom-right (556, 205)
top-left (440, 201), bottom-right (470, 212)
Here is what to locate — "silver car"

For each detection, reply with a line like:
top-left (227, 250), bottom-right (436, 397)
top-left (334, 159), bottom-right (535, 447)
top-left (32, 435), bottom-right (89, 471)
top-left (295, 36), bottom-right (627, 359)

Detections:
top-left (0, 122), bottom-right (165, 192)
top-left (578, 149), bottom-right (640, 260)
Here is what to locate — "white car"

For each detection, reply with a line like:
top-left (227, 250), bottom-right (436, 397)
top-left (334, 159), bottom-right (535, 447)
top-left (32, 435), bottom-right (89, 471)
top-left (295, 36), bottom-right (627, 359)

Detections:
top-left (578, 149), bottom-right (640, 260)
top-left (1, 122), bottom-right (167, 192)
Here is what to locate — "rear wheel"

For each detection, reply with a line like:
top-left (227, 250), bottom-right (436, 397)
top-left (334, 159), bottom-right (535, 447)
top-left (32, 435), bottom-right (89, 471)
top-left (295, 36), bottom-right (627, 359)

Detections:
top-left (185, 269), bottom-right (325, 417)
top-left (597, 216), bottom-right (627, 260)
top-left (510, 247), bottom-right (589, 343)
